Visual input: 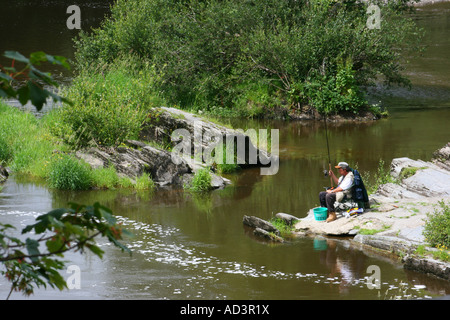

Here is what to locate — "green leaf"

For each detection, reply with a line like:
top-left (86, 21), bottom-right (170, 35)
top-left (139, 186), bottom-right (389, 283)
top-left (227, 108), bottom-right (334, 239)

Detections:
top-left (25, 238), bottom-right (41, 262)
top-left (29, 51), bottom-right (47, 65)
top-left (46, 54), bottom-right (71, 70)
top-left (86, 244), bottom-right (104, 258)
top-left (17, 86), bottom-right (30, 105)
top-left (0, 71), bottom-right (13, 81)
top-left (46, 238), bottom-right (65, 255)
top-left (26, 81), bottom-right (47, 111)
top-left (4, 50), bottom-right (30, 64)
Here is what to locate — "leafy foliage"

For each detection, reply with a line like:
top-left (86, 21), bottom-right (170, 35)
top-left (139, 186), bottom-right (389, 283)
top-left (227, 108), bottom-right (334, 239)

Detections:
top-left (0, 51), bottom-right (71, 110)
top-left (48, 153), bottom-right (92, 190)
top-left (73, 0), bottom-right (424, 116)
top-left (186, 168), bottom-right (212, 192)
top-left (0, 202), bottom-right (132, 299)
top-left (423, 201), bottom-right (450, 248)
top-left (54, 56), bottom-right (160, 148)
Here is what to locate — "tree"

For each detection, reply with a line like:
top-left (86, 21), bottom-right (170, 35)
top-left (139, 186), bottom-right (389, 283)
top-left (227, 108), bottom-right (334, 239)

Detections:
top-left (73, 0), bottom-right (424, 115)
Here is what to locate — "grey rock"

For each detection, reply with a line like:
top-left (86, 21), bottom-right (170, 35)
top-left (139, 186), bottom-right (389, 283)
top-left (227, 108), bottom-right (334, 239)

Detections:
top-left (140, 107), bottom-right (278, 169)
top-left (253, 227), bottom-right (284, 242)
top-left (275, 212), bottom-right (300, 226)
top-left (432, 142), bottom-right (450, 170)
top-left (0, 165), bottom-right (8, 183)
top-left (242, 215), bottom-right (280, 236)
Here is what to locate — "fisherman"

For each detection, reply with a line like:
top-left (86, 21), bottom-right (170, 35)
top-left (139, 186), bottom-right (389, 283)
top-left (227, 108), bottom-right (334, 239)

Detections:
top-left (319, 161), bottom-right (354, 222)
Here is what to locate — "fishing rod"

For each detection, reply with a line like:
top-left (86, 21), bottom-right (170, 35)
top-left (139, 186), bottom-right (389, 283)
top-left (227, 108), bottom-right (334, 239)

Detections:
top-left (323, 113), bottom-right (333, 188)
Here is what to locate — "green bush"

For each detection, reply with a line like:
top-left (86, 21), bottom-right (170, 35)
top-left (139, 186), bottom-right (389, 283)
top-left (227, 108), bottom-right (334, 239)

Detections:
top-left (73, 0), bottom-right (423, 116)
top-left (135, 172), bottom-right (156, 191)
top-left (91, 165), bottom-right (120, 189)
top-left (303, 58), bottom-right (367, 114)
top-left (48, 154), bottom-right (92, 190)
top-left (55, 57), bottom-right (162, 148)
top-left (186, 168), bottom-right (212, 192)
top-left (0, 102), bottom-right (65, 177)
top-left (423, 201), bottom-right (450, 248)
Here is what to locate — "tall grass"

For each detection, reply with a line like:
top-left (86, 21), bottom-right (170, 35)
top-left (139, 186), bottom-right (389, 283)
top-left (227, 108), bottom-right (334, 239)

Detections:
top-left (0, 102), bottom-right (67, 178)
top-left (52, 55), bottom-right (164, 148)
top-left (185, 168), bottom-right (212, 192)
top-left (0, 101), bottom-right (154, 191)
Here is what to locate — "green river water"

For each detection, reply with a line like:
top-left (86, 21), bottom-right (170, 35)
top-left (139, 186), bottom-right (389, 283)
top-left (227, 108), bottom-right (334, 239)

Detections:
top-left (0, 1), bottom-right (449, 300)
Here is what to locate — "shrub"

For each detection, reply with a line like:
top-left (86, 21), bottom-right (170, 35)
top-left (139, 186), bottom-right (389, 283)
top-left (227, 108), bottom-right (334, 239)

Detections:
top-left (135, 172), bottom-right (156, 191)
top-left (91, 165), bottom-right (120, 189)
top-left (73, 0), bottom-right (424, 116)
top-left (423, 201), bottom-right (450, 248)
top-left (303, 58), bottom-right (367, 114)
top-left (186, 168), bottom-right (212, 192)
top-left (55, 57), bottom-right (162, 148)
top-left (0, 102), bottom-right (65, 177)
top-left (48, 154), bottom-right (92, 190)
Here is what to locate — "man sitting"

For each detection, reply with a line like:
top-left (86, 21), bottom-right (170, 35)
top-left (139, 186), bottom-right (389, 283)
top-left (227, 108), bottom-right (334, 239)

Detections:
top-left (319, 162), bottom-right (354, 222)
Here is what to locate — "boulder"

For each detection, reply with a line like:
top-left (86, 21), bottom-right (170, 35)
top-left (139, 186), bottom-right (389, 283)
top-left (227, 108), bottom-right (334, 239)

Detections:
top-left (75, 140), bottom-right (230, 189)
top-left (0, 165), bottom-right (8, 183)
top-left (242, 215), bottom-right (280, 236)
top-left (432, 142), bottom-right (450, 171)
top-left (275, 212), bottom-right (300, 226)
top-left (383, 156), bottom-right (450, 198)
top-left (140, 107), bottom-right (277, 169)
top-left (253, 227), bottom-right (284, 243)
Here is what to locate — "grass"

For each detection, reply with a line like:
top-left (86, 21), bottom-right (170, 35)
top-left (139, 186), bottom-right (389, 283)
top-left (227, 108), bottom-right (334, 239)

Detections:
top-left (0, 101), bottom-right (155, 191)
top-left (48, 153), bottom-right (92, 190)
top-left (354, 224), bottom-right (391, 235)
top-left (269, 217), bottom-right (296, 238)
top-left (361, 159), bottom-right (396, 195)
top-left (135, 172), bottom-right (156, 191)
top-left (414, 244), bottom-right (449, 262)
top-left (398, 166), bottom-right (426, 181)
top-left (0, 102), bottom-right (69, 178)
top-left (185, 168), bottom-right (212, 192)
top-left (423, 200), bottom-right (450, 249)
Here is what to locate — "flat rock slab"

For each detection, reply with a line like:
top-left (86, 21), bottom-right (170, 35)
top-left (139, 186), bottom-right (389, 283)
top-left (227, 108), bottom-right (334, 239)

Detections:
top-left (294, 210), bottom-right (388, 236)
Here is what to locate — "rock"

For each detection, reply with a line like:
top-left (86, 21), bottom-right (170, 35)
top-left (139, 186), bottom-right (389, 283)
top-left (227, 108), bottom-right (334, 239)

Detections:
top-left (0, 165), bottom-right (8, 183)
top-left (253, 227), bottom-right (284, 243)
top-left (389, 156), bottom-right (450, 198)
top-left (76, 143), bottom-right (190, 186)
top-left (140, 107), bottom-right (278, 169)
top-left (275, 212), bottom-right (300, 226)
top-left (353, 234), bottom-right (420, 254)
top-left (432, 142), bottom-right (450, 170)
top-left (375, 182), bottom-right (426, 200)
top-left (403, 256), bottom-right (450, 281)
top-left (242, 215), bottom-right (280, 236)
top-left (75, 140), bottom-right (231, 189)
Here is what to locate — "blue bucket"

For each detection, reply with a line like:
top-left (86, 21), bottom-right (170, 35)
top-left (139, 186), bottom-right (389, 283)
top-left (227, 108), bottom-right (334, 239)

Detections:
top-left (313, 207), bottom-right (328, 221)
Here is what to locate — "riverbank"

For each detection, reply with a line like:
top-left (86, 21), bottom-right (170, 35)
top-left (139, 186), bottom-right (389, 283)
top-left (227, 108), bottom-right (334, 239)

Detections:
top-left (294, 143), bottom-right (450, 281)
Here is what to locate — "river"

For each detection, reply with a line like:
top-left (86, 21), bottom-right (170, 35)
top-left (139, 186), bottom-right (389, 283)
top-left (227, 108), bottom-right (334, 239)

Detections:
top-left (0, 1), bottom-right (449, 300)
